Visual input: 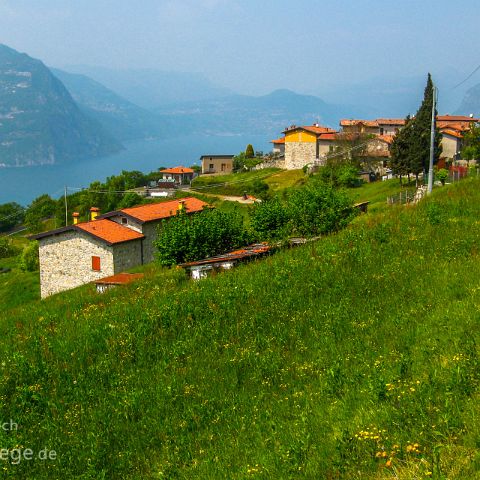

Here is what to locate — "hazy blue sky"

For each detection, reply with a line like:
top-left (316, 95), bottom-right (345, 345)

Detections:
top-left (0, 0), bottom-right (479, 95)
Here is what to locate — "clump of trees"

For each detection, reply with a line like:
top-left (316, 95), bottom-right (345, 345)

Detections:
top-left (155, 182), bottom-right (356, 265)
top-left (461, 122), bottom-right (480, 161)
top-left (0, 202), bottom-right (24, 232)
top-left (155, 208), bottom-right (249, 266)
top-left (390, 74), bottom-right (442, 184)
top-left (251, 182), bottom-right (355, 240)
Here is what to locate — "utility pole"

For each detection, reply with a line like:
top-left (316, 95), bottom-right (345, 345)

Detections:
top-left (64, 186), bottom-right (68, 226)
top-left (427, 86), bottom-right (438, 194)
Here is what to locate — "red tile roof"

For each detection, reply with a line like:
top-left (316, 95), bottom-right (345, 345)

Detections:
top-left (120, 197), bottom-right (209, 223)
top-left (271, 137), bottom-right (285, 144)
top-left (94, 272), bottom-right (144, 285)
top-left (376, 118), bottom-right (406, 125)
top-left (437, 115), bottom-right (478, 122)
top-left (283, 124), bottom-right (337, 135)
top-left (76, 219), bottom-right (145, 245)
top-left (437, 122), bottom-right (471, 131)
top-left (160, 166), bottom-right (194, 174)
top-left (441, 128), bottom-right (463, 139)
top-left (340, 119), bottom-right (379, 127)
top-left (318, 133), bottom-right (337, 141)
top-left (378, 135), bottom-right (395, 144)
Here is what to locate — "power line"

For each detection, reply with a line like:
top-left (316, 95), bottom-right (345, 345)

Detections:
top-left (452, 62), bottom-right (480, 90)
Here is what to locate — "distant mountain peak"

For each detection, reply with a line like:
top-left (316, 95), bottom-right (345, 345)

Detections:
top-left (0, 44), bottom-right (121, 167)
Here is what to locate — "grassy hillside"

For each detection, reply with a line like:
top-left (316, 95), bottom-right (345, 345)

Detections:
top-left (1, 179), bottom-right (480, 478)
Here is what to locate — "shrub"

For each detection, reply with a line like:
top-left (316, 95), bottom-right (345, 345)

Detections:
top-left (155, 208), bottom-right (249, 266)
top-left (19, 241), bottom-right (39, 271)
top-left (436, 168), bottom-right (449, 186)
top-left (250, 198), bottom-right (290, 241)
top-left (245, 144), bottom-right (255, 158)
top-left (0, 237), bottom-right (19, 259)
top-left (287, 184), bottom-right (355, 237)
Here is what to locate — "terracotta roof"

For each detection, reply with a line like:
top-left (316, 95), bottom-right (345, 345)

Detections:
top-left (283, 124), bottom-right (337, 135)
top-left (119, 197), bottom-right (209, 223)
top-left (31, 219), bottom-right (145, 245)
top-left (318, 133), bottom-right (337, 141)
top-left (270, 137), bottom-right (285, 144)
top-left (376, 118), bottom-right (406, 125)
top-left (378, 135), bottom-right (395, 144)
top-left (441, 129), bottom-right (463, 139)
top-left (76, 219), bottom-right (145, 245)
top-left (94, 272), bottom-right (144, 285)
top-left (437, 121), bottom-right (471, 131)
top-left (340, 119), bottom-right (379, 127)
top-left (437, 115), bottom-right (478, 122)
top-left (160, 166), bottom-right (194, 174)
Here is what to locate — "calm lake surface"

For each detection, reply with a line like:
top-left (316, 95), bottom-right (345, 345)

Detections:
top-left (0, 134), bottom-right (270, 205)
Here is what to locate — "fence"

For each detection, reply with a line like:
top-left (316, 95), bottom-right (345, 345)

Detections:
top-left (387, 190), bottom-right (416, 205)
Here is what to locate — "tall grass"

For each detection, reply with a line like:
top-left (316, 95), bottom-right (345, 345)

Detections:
top-left (0, 179), bottom-right (479, 478)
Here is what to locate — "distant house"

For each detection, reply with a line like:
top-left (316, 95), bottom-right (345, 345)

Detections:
top-left (270, 137), bottom-right (285, 156)
top-left (159, 166), bottom-right (195, 185)
top-left (436, 115), bottom-right (478, 162)
top-left (32, 197), bottom-right (209, 298)
top-left (340, 118), bottom-right (405, 136)
top-left (282, 124), bottom-right (338, 169)
top-left (200, 155), bottom-right (234, 174)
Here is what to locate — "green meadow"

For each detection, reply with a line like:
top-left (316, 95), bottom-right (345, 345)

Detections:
top-left (0, 177), bottom-right (479, 478)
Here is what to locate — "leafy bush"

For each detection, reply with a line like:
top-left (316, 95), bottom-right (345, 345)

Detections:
top-left (155, 209), bottom-right (249, 266)
top-left (0, 237), bottom-right (19, 259)
top-left (318, 164), bottom-right (361, 188)
top-left (436, 168), bottom-right (449, 186)
top-left (287, 184), bottom-right (355, 237)
top-left (250, 198), bottom-right (290, 240)
top-left (19, 241), bottom-right (39, 271)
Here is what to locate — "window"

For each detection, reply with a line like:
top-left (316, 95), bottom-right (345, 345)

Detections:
top-left (209, 163), bottom-right (214, 171)
top-left (92, 256), bottom-right (101, 271)
top-left (221, 163), bottom-right (226, 171)
top-left (121, 217), bottom-right (128, 225)
top-left (380, 127), bottom-right (384, 135)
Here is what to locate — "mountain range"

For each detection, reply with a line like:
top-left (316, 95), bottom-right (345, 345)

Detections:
top-left (0, 44), bottom-right (121, 167)
top-left (1, 43), bottom-right (480, 168)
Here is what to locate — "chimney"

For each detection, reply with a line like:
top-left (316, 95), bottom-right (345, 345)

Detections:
top-left (90, 207), bottom-right (100, 221)
top-left (72, 212), bottom-right (80, 225)
top-left (177, 200), bottom-right (186, 212)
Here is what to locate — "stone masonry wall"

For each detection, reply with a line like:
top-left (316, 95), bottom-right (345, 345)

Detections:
top-left (112, 241), bottom-right (143, 273)
top-left (38, 230), bottom-right (115, 298)
top-left (139, 222), bottom-right (159, 264)
top-left (285, 142), bottom-right (316, 170)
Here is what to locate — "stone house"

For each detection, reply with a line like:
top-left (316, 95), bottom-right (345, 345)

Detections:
top-left (32, 197), bottom-right (209, 298)
top-left (200, 155), bottom-right (234, 174)
top-left (283, 124), bottom-right (338, 170)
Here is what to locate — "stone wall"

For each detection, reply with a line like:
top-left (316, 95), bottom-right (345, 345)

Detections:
top-left (285, 142), bottom-right (316, 169)
top-left (113, 241), bottom-right (143, 272)
top-left (141, 222), bottom-right (160, 263)
top-left (38, 230), bottom-right (115, 298)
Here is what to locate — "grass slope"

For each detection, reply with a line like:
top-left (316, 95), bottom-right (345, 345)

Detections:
top-left (1, 179), bottom-right (480, 478)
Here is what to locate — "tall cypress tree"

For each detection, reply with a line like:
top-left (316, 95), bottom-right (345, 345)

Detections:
top-left (390, 115), bottom-right (414, 184)
top-left (409, 74), bottom-right (442, 183)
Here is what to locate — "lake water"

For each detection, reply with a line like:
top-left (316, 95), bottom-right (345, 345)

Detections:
top-left (0, 134), bottom-right (270, 205)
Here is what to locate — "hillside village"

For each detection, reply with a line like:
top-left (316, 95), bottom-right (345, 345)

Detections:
top-left (16, 106), bottom-right (476, 300)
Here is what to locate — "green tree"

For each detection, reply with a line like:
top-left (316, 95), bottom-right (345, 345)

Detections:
top-left (409, 74), bottom-right (442, 183)
top-left (461, 122), bottom-right (480, 161)
top-left (245, 144), bottom-right (255, 159)
top-left (25, 194), bottom-right (57, 233)
top-left (287, 183), bottom-right (355, 237)
top-left (0, 202), bottom-right (24, 232)
top-left (0, 237), bottom-right (19, 259)
top-left (155, 208), bottom-right (248, 266)
top-left (250, 198), bottom-right (290, 240)
top-left (390, 115), bottom-right (414, 184)
top-left (19, 241), bottom-right (39, 271)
